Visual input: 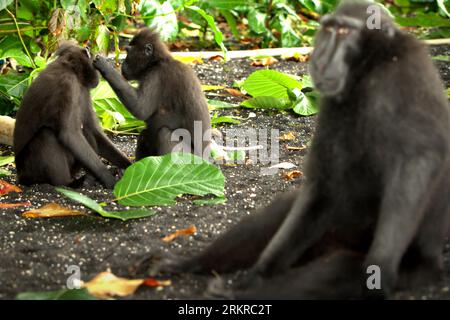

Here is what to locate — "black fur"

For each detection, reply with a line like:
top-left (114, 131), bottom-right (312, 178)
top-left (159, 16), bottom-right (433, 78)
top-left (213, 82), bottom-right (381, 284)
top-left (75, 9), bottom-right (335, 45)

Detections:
top-left (14, 43), bottom-right (131, 188)
top-left (151, 1), bottom-right (450, 299)
top-left (93, 29), bottom-right (212, 160)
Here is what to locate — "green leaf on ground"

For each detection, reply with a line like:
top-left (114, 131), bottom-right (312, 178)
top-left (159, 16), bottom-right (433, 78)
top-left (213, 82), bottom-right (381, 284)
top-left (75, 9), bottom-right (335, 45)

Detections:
top-left (16, 288), bottom-right (97, 300)
top-left (241, 96), bottom-right (289, 109)
top-left (113, 153), bottom-right (225, 206)
top-left (0, 168), bottom-right (10, 177)
top-left (242, 70), bottom-right (302, 99)
top-left (56, 188), bottom-right (154, 221)
top-left (0, 156), bottom-right (14, 167)
top-left (208, 99), bottom-right (239, 109)
top-left (292, 90), bottom-right (319, 116)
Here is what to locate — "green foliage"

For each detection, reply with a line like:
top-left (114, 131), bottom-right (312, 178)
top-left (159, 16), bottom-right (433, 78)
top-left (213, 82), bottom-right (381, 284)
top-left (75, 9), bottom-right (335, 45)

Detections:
top-left (139, 0), bottom-right (179, 41)
top-left (91, 80), bottom-right (145, 133)
top-left (0, 155), bottom-right (14, 166)
top-left (211, 112), bottom-right (241, 126)
top-left (16, 288), bottom-right (97, 300)
top-left (208, 99), bottom-right (239, 110)
top-left (242, 69), bottom-right (302, 98)
top-left (113, 153), bottom-right (225, 207)
top-left (188, 5), bottom-right (228, 58)
top-left (240, 70), bottom-right (318, 116)
top-left (0, 156), bottom-right (12, 176)
top-left (56, 187), bottom-right (155, 221)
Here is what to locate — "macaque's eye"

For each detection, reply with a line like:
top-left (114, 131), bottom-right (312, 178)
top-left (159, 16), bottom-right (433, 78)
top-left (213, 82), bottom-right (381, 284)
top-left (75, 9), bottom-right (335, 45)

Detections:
top-left (325, 26), bottom-right (334, 33)
top-left (338, 27), bottom-right (349, 35)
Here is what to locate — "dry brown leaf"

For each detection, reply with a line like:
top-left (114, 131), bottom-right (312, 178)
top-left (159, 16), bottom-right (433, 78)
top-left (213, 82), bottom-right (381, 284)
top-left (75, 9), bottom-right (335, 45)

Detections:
top-left (282, 170), bottom-right (303, 181)
top-left (162, 225), bottom-right (197, 242)
top-left (143, 278), bottom-right (172, 287)
top-left (245, 158), bottom-right (254, 166)
top-left (208, 55), bottom-right (224, 62)
top-left (250, 57), bottom-right (278, 67)
top-left (279, 132), bottom-right (296, 141)
top-left (83, 270), bottom-right (144, 299)
top-left (282, 53), bottom-right (310, 63)
top-left (286, 145), bottom-right (307, 151)
top-left (23, 203), bottom-right (83, 218)
top-left (48, 8), bottom-right (66, 36)
top-left (0, 180), bottom-right (22, 196)
top-left (0, 202), bottom-right (31, 209)
top-left (225, 88), bottom-right (247, 98)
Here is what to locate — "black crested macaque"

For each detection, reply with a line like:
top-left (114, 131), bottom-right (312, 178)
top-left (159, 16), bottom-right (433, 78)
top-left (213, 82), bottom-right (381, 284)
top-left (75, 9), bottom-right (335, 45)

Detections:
top-left (14, 43), bottom-right (131, 188)
top-left (93, 29), bottom-right (212, 160)
top-left (151, 1), bottom-right (450, 299)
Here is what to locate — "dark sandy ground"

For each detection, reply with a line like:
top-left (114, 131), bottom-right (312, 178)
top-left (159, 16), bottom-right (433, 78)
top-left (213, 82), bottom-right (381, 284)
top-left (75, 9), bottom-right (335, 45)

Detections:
top-left (0, 45), bottom-right (449, 300)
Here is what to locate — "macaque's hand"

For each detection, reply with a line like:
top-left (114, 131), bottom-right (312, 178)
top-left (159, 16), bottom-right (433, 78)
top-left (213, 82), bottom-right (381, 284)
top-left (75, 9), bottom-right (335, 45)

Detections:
top-left (93, 54), bottom-right (109, 72)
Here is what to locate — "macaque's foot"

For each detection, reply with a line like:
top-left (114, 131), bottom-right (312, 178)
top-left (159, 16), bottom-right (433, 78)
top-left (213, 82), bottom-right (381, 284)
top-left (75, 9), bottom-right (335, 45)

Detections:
top-left (205, 277), bottom-right (235, 300)
top-left (133, 252), bottom-right (199, 276)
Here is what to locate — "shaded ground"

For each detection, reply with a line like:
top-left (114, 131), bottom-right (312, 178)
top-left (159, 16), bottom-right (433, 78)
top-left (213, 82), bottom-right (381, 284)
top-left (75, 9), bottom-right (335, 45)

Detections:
top-left (0, 45), bottom-right (449, 300)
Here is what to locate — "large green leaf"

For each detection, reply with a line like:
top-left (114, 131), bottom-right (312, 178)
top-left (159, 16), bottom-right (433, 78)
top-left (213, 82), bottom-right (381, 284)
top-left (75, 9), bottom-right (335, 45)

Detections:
top-left (208, 99), bottom-right (239, 110)
top-left (56, 187), bottom-right (155, 221)
top-left (242, 70), bottom-right (302, 99)
top-left (0, 168), bottom-right (10, 177)
top-left (0, 71), bottom-right (29, 103)
top-left (396, 13), bottom-right (450, 27)
top-left (0, 0), bottom-right (13, 11)
top-left (292, 90), bottom-right (319, 116)
top-left (16, 288), bottom-right (97, 300)
top-left (140, 0), bottom-right (178, 41)
top-left (0, 156), bottom-right (14, 167)
top-left (0, 36), bottom-right (34, 67)
top-left (211, 114), bottom-right (240, 125)
top-left (437, 0), bottom-right (450, 18)
top-left (114, 153), bottom-right (225, 206)
top-left (95, 24), bottom-right (110, 55)
top-left (187, 5), bottom-right (228, 59)
top-left (248, 8), bottom-right (267, 34)
top-left (91, 80), bottom-right (145, 132)
top-left (241, 96), bottom-right (289, 109)
top-left (203, 0), bottom-right (248, 10)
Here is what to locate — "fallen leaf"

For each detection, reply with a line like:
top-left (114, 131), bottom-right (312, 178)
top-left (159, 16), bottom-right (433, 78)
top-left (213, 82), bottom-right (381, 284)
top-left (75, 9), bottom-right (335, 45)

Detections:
top-left (162, 225), bottom-right (197, 242)
top-left (143, 278), bottom-right (172, 287)
top-left (23, 203), bottom-right (84, 218)
top-left (208, 55), bottom-right (224, 62)
top-left (282, 52), bottom-right (310, 62)
top-left (202, 84), bottom-right (225, 91)
top-left (225, 88), bottom-right (247, 98)
top-left (0, 202), bottom-right (31, 209)
top-left (279, 132), bottom-right (296, 141)
top-left (83, 270), bottom-right (144, 299)
top-left (286, 145), bottom-right (307, 151)
top-left (250, 57), bottom-right (278, 67)
top-left (0, 180), bottom-right (22, 196)
top-left (282, 170), bottom-right (303, 181)
top-left (269, 162), bottom-right (297, 170)
top-left (173, 55), bottom-right (203, 65)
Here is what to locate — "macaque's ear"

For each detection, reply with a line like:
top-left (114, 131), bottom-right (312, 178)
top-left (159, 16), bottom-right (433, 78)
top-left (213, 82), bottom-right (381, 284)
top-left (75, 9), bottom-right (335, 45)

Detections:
top-left (145, 43), bottom-right (154, 56)
top-left (383, 24), bottom-right (395, 38)
top-left (84, 46), bottom-right (91, 59)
